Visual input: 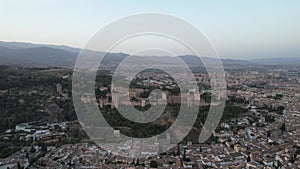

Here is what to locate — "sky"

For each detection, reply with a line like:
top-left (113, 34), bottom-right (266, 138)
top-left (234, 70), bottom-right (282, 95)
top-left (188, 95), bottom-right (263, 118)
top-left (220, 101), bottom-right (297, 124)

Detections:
top-left (0, 0), bottom-right (299, 59)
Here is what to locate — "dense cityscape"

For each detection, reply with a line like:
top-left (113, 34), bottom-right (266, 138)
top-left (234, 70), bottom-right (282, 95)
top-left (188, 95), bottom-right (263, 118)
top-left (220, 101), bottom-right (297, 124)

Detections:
top-left (0, 63), bottom-right (299, 168)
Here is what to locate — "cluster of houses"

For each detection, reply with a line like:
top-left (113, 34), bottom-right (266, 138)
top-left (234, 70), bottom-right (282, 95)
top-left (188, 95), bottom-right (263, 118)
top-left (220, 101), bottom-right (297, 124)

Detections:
top-left (1, 122), bottom-right (68, 143)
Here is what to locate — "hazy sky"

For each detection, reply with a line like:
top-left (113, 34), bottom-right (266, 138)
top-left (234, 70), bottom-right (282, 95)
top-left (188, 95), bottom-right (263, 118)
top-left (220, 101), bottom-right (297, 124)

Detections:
top-left (0, 0), bottom-right (299, 59)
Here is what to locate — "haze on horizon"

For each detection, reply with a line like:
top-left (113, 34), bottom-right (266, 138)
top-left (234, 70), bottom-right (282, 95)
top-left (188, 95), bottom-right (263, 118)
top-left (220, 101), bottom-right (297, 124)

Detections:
top-left (0, 0), bottom-right (299, 59)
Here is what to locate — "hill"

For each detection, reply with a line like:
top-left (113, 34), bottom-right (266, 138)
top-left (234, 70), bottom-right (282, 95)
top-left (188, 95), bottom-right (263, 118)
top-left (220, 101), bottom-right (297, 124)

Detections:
top-left (0, 41), bottom-right (255, 67)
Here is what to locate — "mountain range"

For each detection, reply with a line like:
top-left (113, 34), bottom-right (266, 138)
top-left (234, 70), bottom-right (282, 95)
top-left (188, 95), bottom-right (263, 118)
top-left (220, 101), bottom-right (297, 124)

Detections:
top-left (0, 41), bottom-right (299, 67)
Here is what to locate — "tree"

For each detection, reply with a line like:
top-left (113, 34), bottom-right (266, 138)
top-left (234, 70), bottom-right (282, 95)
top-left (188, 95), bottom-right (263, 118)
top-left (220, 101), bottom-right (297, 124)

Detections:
top-left (280, 123), bottom-right (286, 132)
top-left (276, 106), bottom-right (285, 114)
top-left (41, 144), bottom-right (47, 152)
top-left (135, 158), bottom-right (140, 166)
top-left (30, 146), bottom-right (35, 153)
top-left (290, 152), bottom-right (295, 163)
top-left (17, 162), bottom-right (22, 169)
top-left (183, 149), bottom-right (187, 161)
top-left (247, 155), bottom-right (251, 162)
top-left (150, 160), bottom-right (158, 168)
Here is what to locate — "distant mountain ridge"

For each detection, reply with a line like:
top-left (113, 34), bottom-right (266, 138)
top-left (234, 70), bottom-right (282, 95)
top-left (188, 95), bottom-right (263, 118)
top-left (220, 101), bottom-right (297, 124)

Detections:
top-left (250, 57), bottom-right (300, 65)
top-left (0, 41), bottom-right (299, 67)
top-left (0, 46), bottom-right (77, 67)
top-left (0, 41), bottom-right (81, 53)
